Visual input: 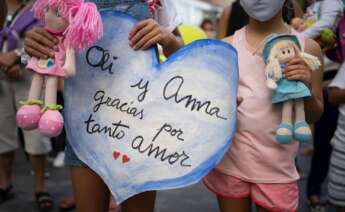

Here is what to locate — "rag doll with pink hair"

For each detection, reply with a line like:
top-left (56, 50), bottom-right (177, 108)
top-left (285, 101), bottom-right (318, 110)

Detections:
top-left (16, 0), bottom-right (103, 137)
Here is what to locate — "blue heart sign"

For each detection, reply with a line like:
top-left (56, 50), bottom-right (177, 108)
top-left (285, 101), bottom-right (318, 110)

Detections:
top-left (64, 10), bottom-right (239, 203)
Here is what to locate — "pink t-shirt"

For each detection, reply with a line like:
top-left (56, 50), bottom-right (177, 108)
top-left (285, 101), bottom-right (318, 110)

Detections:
top-left (215, 28), bottom-right (305, 183)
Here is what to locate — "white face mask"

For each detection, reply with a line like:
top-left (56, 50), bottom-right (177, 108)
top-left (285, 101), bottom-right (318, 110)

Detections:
top-left (240, 0), bottom-right (285, 22)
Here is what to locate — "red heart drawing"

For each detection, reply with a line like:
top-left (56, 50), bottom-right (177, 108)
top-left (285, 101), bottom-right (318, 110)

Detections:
top-left (122, 155), bottom-right (130, 163)
top-left (113, 151), bottom-right (120, 160)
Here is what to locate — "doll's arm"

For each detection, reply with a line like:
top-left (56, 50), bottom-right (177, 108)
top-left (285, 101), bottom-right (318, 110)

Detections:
top-left (63, 48), bottom-right (76, 78)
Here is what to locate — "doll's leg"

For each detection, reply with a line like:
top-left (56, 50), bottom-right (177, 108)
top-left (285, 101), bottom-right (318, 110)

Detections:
top-left (294, 99), bottom-right (312, 143)
top-left (44, 75), bottom-right (58, 105)
top-left (276, 101), bottom-right (294, 144)
top-left (38, 76), bottom-right (63, 137)
top-left (28, 73), bottom-right (44, 100)
top-left (16, 73), bottom-right (44, 130)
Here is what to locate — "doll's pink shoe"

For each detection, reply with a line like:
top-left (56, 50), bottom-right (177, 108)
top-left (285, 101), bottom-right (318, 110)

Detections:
top-left (16, 100), bottom-right (43, 130)
top-left (38, 104), bottom-right (64, 138)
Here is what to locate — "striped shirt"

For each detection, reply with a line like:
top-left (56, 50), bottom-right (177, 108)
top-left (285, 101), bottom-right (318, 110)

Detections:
top-left (328, 64), bottom-right (345, 207)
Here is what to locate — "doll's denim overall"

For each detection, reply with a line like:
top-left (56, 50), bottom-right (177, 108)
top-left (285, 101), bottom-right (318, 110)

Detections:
top-left (65, 0), bottom-right (151, 167)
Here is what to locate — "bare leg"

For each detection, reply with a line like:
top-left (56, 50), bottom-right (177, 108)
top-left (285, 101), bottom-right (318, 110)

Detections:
top-left (29, 154), bottom-right (47, 193)
top-left (44, 76), bottom-right (58, 105)
top-left (217, 196), bottom-right (251, 212)
top-left (122, 191), bottom-right (156, 212)
top-left (0, 151), bottom-right (15, 189)
top-left (28, 73), bottom-right (44, 100)
top-left (71, 167), bottom-right (110, 212)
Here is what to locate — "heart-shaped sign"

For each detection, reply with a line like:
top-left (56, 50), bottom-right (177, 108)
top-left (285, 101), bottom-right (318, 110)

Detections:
top-left (64, 10), bottom-right (238, 203)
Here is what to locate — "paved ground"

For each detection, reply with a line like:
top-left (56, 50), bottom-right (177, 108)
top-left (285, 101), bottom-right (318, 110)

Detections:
top-left (0, 145), bottom-right (337, 212)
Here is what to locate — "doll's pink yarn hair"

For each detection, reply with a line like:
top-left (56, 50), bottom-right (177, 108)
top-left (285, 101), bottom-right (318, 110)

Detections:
top-left (32, 0), bottom-right (103, 51)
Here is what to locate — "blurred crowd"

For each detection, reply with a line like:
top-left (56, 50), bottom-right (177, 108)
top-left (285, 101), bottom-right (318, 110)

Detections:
top-left (0, 0), bottom-right (345, 212)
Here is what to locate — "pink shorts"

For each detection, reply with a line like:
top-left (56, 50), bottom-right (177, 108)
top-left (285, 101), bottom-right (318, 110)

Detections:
top-left (203, 170), bottom-right (299, 212)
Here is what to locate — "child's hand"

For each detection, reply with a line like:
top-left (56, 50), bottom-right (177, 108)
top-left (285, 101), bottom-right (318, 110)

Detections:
top-left (5, 65), bottom-right (22, 81)
top-left (129, 19), bottom-right (170, 50)
top-left (24, 27), bottom-right (58, 59)
top-left (0, 52), bottom-right (18, 68)
top-left (284, 57), bottom-right (312, 88)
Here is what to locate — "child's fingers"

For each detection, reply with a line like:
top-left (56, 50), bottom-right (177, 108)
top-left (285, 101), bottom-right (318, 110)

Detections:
top-left (286, 74), bottom-right (307, 82)
top-left (129, 19), bottom-right (150, 38)
top-left (26, 28), bottom-right (57, 49)
top-left (26, 38), bottom-right (54, 57)
top-left (34, 27), bottom-right (58, 45)
top-left (287, 57), bottom-right (305, 66)
top-left (284, 64), bottom-right (307, 73)
top-left (133, 28), bottom-right (160, 50)
top-left (24, 38), bottom-right (55, 58)
top-left (141, 35), bottom-right (161, 50)
top-left (37, 28), bottom-right (58, 44)
top-left (130, 24), bottom-right (156, 47)
top-left (284, 69), bottom-right (305, 78)
top-left (24, 45), bottom-right (48, 59)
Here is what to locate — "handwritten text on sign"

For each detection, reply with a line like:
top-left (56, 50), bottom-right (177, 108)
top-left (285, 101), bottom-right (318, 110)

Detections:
top-left (64, 11), bottom-right (238, 203)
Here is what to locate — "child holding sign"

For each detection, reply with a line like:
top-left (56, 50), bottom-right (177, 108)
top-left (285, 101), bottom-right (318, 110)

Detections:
top-left (204, 0), bottom-right (324, 211)
top-left (23, 0), bottom-right (183, 212)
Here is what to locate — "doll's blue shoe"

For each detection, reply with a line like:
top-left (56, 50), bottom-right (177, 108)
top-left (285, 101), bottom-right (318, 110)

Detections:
top-left (294, 121), bottom-right (312, 143)
top-left (276, 123), bottom-right (293, 144)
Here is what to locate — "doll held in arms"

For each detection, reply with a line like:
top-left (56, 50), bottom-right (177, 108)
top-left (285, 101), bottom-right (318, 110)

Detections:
top-left (16, 0), bottom-right (103, 137)
top-left (263, 34), bottom-right (321, 144)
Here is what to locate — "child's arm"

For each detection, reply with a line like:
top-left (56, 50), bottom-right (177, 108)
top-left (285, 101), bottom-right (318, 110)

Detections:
top-left (328, 87), bottom-right (345, 105)
top-left (301, 39), bottom-right (324, 123)
top-left (328, 64), bottom-right (345, 105)
top-left (217, 6), bottom-right (231, 39)
top-left (129, 19), bottom-right (183, 57)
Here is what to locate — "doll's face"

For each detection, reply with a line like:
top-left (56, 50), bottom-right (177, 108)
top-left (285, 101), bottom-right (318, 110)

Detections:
top-left (277, 46), bottom-right (295, 64)
top-left (44, 6), bottom-right (69, 33)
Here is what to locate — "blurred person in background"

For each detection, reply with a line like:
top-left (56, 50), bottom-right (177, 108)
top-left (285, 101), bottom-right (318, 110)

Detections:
top-left (301, 1), bottom-right (344, 211)
top-left (0, 0), bottom-right (54, 210)
top-left (327, 59), bottom-right (345, 212)
top-left (200, 19), bottom-right (216, 39)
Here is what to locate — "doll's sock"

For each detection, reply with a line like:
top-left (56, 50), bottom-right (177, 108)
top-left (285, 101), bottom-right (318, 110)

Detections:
top-left (276, 123), bottom-right (293, 144)
top-left (294, 121), bottom-right (312, 143)
top-left (294, 125), bottom-right (311, 135)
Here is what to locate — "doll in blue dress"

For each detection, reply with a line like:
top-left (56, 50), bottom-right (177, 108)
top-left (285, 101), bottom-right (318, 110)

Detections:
top-left (263, 34), bottom-right (321, 144)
